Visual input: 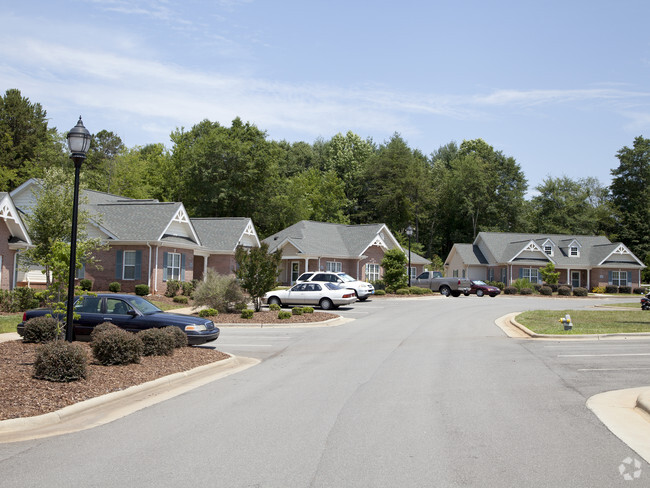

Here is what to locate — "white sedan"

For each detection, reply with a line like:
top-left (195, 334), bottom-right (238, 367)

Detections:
top-left (263, 282), bottom-right (357, 310)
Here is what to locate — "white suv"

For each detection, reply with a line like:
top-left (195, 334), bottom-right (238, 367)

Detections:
top-left (297, 272), bottom-right (374, 301)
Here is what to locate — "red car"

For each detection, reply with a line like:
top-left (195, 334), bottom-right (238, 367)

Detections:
top-left (468, 280), bottom-right (501, 297)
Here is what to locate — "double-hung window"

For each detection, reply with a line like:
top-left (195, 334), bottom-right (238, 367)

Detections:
top-left (326, 261), bottom-right (342, 273)
top-left (167, 252), bottom-right (181, 281)
top-left (611, 271), bottom-right (628, 286)
top-left (366, 263), bottom-right (380, 282)
top-left (123, 251), bottom-right (136, 280)
top-left (521, 267), bottom-right (540, 283)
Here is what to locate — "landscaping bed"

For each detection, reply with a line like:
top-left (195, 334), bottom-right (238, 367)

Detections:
top-left (516, 309), bottom-right (650, 335)
top-left (202, 310), bottom-right (338, 324)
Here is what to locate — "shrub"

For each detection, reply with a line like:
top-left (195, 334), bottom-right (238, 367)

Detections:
top-left (374, 289), bottom-right (386, 296)
top-left (573, 287), bottom-right (588, 297)
top-left (504, 286), bottom-right (517, 295)
top-left (163, 326), bottom-right (188, 348)
top-left (79, 279), bottom-right (93, 291)
top-left (591, 286), bottom-right (606, 294)
top-left (92, 329), bottom-right (142, 365)
top-left (634, 287), bottom-right (647, 295)
top-left (278, 311), bottom-right (292, 320)
top-left (33, 341), bottom-right (87, 382)
top-left (139, 328), bottom-right (175, 356)
top-left (409, 286), bottom-right (432, 295)
top-left (487, 281), bottom-right (505, 290)
top-left (173, 295), bottom-right (189, 304)
top-left (108, 282), bottom-right (121, 293)
top-left (549, 284), bottom-right (559, 293)
top-left (11, 287), bottom-right (41, 311)
top-left (182, 281), bottom-right (195, 297)
top-left (558, 285), bottom-right (572, 296)
top-left (193, 270), bottom-right (246, 313)
top-left (23, 316), bottom-right (64, 343)
top-left (532, 283), bottom-right (542, 293)
top-left (539, 286), bottom-right (553, 296)
top-left (396, 288), bottom-right (410, 295)
top-left (619, 286), bottom-right (632, 294)
top-left (0, 290), bottom-right (14, 312)
top-left (135, 284), bottom-right (150, 296)
top-left (268, 303), bottom-right (281, 311)
top-left (292, 307), bottom-right (304, 315)
top-left (520, 288), bottom-right (533, 295)
top-left (371, 280), bottom-right (386, 291)
top-left (90, 321), bottom-right (121, 342)
top-left (512, 278), bottom-right (533, 294)
top-left (240, 309), bottom-right (254, 319)
top-left (605, 285), bottom-right (619, 294)
top-left (165, 279), bottom-right (181, 298)
top-left (302, 306), bottom-right (314, 314)
top-left (198, 308), bottom-right (218, 318)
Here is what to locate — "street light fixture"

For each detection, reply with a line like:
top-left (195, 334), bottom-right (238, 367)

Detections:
top-left (406, 225), bottom-right (414, 287)
top-left (64, 117), bottom-right (91, 342)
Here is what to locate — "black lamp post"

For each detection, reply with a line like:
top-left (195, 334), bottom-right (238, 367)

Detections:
top-left (406, 225), bottom-right (413, 287)
top-left (64, 117), bottom-right (91, 342)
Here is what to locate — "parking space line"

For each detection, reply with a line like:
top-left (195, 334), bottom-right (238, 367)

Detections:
top-left (558, 353), bottom-right (650, 358)
top-left (578, 368), bottom-right (650, 372)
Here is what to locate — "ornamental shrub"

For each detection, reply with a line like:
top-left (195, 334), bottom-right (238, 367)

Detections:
top-left (278, 311), bottom-right (292, 320)
top-left (619, 286), bottom-right (632, 294)
top-left (487, 281), bottom-right (505, 290)
top-left (163, 326), bottom-right (188, 348)
top-left (198, 308), bottom-right (218, 318)
top-left (173, 295), bottom-right (189, 304)
top-left (409, 286), bottom-right (432, 295)
top-left (182, 280), bottom-right (196, 297)
top-left (139, 328), bottom-right (175, 356)
top-left (504, 286), bottom-right (517, 295)
top-left (193, 269), bottom-right (246, 313)
top-left (268, 303), bottom-right (281, 311)
top-left (539, 286), bottom-right (553, 296)
top-left (240, 309), bottom-right (254, 319)
top-left (108, 282), bottom-right (121, 293)
top-left (591, 286), bottom-right (606, 294)
top-left (92, 329), bottom-right (142, 365)
top-left (79, 279), bottom-right (93, 291)
top-left (90, 321), bottom-right (121, 342)
top-left (374, 289), bottom-right (386, 296)
top-left (573, 287), bottom-right (588, 297)
top-left (512, 278), bottom-right (533, 294)
top-left (33, 341), bottom-right (87, 382)
top-left (396, 288), bottom-right (410, 295)
top-left (633, 287), bottom-right (646, 295)
top-left (165, 279), bottom-right (181, 297)
top-left (549, 284), bottom-right (559, 293)
top-left (302, 307), bottom-right (314, 314)
top-left (605, 285), bottom-right (619, 294)
top-left (11, 287), bottom-right (41, 311)
top-left (519, 288), bottom-right (533, 295)
top-left (23, 316), bottom-right (63, 343)
top-left (558, 285), bottom-right (572, 296)
top-left (135, 284), bottom-right (150, 296)
top-left (292, 307), bottom-right (304, 315)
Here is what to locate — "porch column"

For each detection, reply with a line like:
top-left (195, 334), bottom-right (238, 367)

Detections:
top-left (204, 257), bottom-right (208, 281)
top-left (304, 258), bottom-right (309, 272)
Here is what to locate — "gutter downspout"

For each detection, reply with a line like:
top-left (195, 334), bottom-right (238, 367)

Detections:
top-left (146, 242), bottom-right (152, 289)
top-left (154, 245), bottom-right (159, 294)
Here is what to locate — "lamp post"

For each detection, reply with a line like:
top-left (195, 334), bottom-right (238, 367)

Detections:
top-left (406, 225), bottom-right (413, 287)
top-left (65, 117), bottom-right (91, 342)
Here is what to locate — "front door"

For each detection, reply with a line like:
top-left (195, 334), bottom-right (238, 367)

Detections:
top-left (291, 262), bottom-right (300, 284)
top-left (571, 271), bottom-right (581, 288)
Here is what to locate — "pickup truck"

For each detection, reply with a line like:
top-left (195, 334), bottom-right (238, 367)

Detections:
top-left (412, 271), bottom-right (472, 297)
top-left (16, 294), bottom-right (220, 345)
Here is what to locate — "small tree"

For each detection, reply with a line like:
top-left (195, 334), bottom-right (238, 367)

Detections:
top-left (539, 262), bottom-right (560, 285)
top-left (381, 248), bottom-right (408, 292)
top-left (235, 243), bottom-right (283, 311)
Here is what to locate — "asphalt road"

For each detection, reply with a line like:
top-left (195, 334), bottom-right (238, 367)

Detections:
top-left (1, 295), bottom-right (649, 487)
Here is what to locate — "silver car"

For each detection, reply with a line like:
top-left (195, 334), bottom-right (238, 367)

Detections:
top-left (263, 282), bottom-right (357, 310)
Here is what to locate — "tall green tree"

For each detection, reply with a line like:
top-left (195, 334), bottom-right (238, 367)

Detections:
top-left (235, 243), bottom-right (283, 311)
top-left (84, 130), bottom-right (126, 193)
top-left (610, 136), bottom-right (650, 260)
top-left (381, 248), bottom-right (408, 292)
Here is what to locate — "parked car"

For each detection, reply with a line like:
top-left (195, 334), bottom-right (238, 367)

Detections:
top-left (263, 282), bottom-right (357, 310)
top-left (468, 280), bottom-right (501, 297)
top-left (412, 271), bottom-right (471, 297)
top-left (17, 294), bottom-right (220, 345)
top-left (297, 271), bottom-right (375, 300)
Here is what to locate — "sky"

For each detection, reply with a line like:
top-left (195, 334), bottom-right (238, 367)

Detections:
top-left (2, 0), bottom-right (650, 195)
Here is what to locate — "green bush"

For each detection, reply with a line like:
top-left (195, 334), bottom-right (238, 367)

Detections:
top-left (619, 286), bottom-right (632, 294)
top-left (139, 328), bottom-right (175, 356)
top-left (198, 308), bottom-right (218, 318)
top-left (633, 287), bottom-right (646, 295)
top-left (532, 283), bottom-right (542, 293)
top-left (7, 287), bottom-right (41, 312)
top-left (79, 279), bottom-right (93, 291)
top-left (374, 289), bottom-right (386, 296)
top-left (278, 311), bottom-right (292, 320)
top-left (504, 286), bottom-right (517, 295)
top-left (23, 316), bottom-right (64, 343)
top-left (512, 278), bottom-right (533, 294)
top-left (173, 295), bottom-right (189, 304)
top-left (240, 309), bottom-right (254, 319)
top-left (182, 281), bottom-right (195, 297)
top-left (135, 284), bottom-right (150, 296)
top-left (33, 341), bottom-right (87, 382)
top-left (165, 279), bottom-right (181, 297)
top-left (90, 321), bottom-right (121, 342)
top-left (549, 284), bottom-right (559, 293)
top-left (396, 288), bottom-right (410, 295)
top-left (108, 282), bottom-right (121, 293)
top-left (409, 286), bottom-right (432, 295)
top-left (487, 281), bottom-right (505, 290)
top-left (592, 286), bottom-right (606, 293)
top-left (163, 326), bottom-right (188, 348)
top-left (539, 286), bottom-right (553, 296)
top-left (291, 307), bottom-right (304, 315)
top-left (573, 287), bottom-right (588, 297)
top-left (371, 280), bottom-right (386, 291)
top-left (193, 270), bottom-right (247, 313)
top-left (605, 285), bottom-right (618, 294)
top-left (92, 329), bottom-right (142, 365)
top-left (558, 285), bottom-right (572, 296)
top-left (302, 306), bottom-right (314, 314)
top-left (519, 288), bottom-right (533, 295)
top-left (268, 303), bottom-right (281, 311)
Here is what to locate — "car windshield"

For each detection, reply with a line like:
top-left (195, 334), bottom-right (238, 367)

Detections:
top-left (473, 281), bottom-right (486, 285)
top-left (325, 283), bottom-right (344, 290)
top-left (123, 295), bottom-right (163, 315)
top-left (336, 273), bottom-right (356, 282)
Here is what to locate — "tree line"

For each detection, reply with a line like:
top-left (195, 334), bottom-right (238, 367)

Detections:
top-left (2, 89), bottom-right (649, 278)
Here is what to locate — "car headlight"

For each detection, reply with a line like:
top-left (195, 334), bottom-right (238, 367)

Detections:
top-left (185, 324), bottom-right (207, 332)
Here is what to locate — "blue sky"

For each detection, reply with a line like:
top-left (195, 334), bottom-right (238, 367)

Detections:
top-left (2, 0), bottom-right (650, 194)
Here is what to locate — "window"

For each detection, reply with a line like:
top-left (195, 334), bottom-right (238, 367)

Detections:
top-left (611, 271), bottom-right (628, 286)
top-left (409, 267), bottom-right (416, 279)
top-left (167, 252), bottom-right (181, 281)
top-left (521, 268), bottom-right (540, 283)
top-left (570, 246), bottom-right (579, 257)
top-left (326, 261), bottom-right (342, 273)
top-left (366, 263), bottom-right (380, 282)
top-left (544, 245), bottom-right (553, 256)
top-left (488, 268), bottom-right (495, 282)
top-left (116, 250), bottom-right (141, 281)
top-left (123, 251), bottom-right (136, 280)
top-left (452, 270), bottom-right (458, 277)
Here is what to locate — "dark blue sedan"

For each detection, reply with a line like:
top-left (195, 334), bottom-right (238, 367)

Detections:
top-left (17, 294), bottom-right (220, 346)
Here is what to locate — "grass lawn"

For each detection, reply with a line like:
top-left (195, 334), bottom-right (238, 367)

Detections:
top-left (148, 299), bottom-right (188, 311)
top-left (0, 314), bottom-right (21, 334)
top-left (602, 302), bottom-right (644, 309)
top-left (517, 309), bottom-right (650, 335)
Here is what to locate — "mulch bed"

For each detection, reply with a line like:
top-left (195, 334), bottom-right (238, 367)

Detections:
top-left (0, 341), bottom-right (228, 421)
top-left (206, 310), bottom-right (339, 325)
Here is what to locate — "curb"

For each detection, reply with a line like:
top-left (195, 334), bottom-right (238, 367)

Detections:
top-left (638, 390), bottom-right (650, 419)
top-left (0, 354), bottom-right (259, 443)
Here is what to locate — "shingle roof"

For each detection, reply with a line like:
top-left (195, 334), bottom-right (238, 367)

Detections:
top-left (453, 243), bottom-right (488, 265)
top-left (191, 218), bottom-right (255, 252)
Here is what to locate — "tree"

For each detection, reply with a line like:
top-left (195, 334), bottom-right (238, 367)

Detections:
top-left (381, 248), bottom-right (408, 292)
top-left (235, 243), bottom-right (283, 311)
top-left (539, 262), bottom-right (560, 285)
top-left (84, 130), bottom-right (126, 193)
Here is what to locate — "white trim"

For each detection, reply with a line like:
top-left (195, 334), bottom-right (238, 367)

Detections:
top-left (509, 240), bottom-right (554, 264)
top-left (235, 220), bottom-right (261, 249)
top-left (598, 243), bottom-right (645, 267)
top-left (158, 204), bottom-right (201, 246)
top-left (274, 237), bottom-right (306, 254)
top-left (0, 193), bottom-right (32, 246)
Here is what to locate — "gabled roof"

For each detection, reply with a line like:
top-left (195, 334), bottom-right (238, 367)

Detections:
top-left (449, 243), bottom-right (488, 266)
top-left (0, 192), bottom-right (32, 246)
top-left (192, 217), bottom-right (260, 253)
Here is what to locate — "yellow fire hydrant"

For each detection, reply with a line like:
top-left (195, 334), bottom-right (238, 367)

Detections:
top-left (559, 314), bottom-right (572, 331)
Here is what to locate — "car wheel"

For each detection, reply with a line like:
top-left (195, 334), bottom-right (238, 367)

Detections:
top-left (451, 290), bottom-right (460, 297)
top-left (476, 289), bottom-right (484, 297)
top-left (440, 286), bottom-right (451, 297)
top-left (358, 296), bottom-right (368, 301)
top-left (320, 298), bottom-right (334, 310)
top-left (489, 294), bottom-right (497, 298)
top-left (463, 291), bottom-right (470, 296)
top-left (268, 296), bottom-right (281, 307)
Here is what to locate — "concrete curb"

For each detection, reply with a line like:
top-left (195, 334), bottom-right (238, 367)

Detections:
top-left (0, 332), bottom-right (20, 343)
top-left (0, 354), bottom-right (259, 443)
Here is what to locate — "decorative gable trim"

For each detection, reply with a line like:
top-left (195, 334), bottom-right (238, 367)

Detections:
top-left (598, 244), bottom-right (645, 266)
top-left (0, 193), bottom-right (32, 246)
top-left (158, 204), bottom-right (201, 246)
top-left (509, 240), bottom-right (554, 264)
top-left (274, 237), bottom-right (305, 255)
top-left (234, 219), bottom-right (261, 250)
top-left (359, 224), bottom-right (396, 257)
